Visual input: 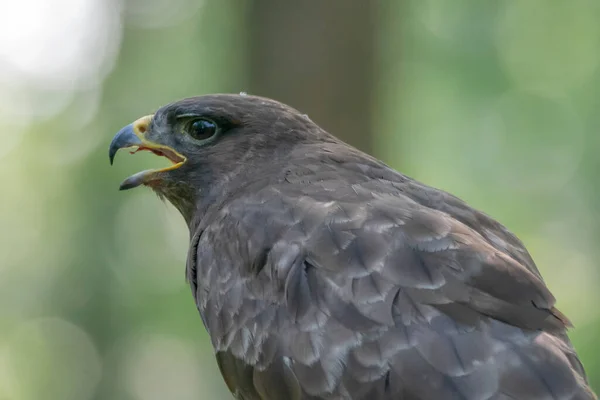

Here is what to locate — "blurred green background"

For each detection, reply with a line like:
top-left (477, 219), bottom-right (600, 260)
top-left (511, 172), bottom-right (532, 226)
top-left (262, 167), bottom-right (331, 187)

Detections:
top-left (1, 1), bottom-right (599, 399)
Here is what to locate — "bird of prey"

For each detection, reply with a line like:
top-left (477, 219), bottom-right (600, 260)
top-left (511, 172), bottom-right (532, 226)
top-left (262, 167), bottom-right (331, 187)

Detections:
top-left (109, 94), bottom-right (596, 400)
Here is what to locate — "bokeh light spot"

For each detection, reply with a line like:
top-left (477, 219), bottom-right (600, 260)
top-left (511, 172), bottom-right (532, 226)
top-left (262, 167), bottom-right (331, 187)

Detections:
top-left (0, 0), bottom-right (122, 121)
top-left (6, 318), bottom-right (102, 400)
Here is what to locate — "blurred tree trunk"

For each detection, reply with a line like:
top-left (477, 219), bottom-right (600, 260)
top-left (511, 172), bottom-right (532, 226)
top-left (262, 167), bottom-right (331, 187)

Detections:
top-left (246, 1), bottom-right (378, 153)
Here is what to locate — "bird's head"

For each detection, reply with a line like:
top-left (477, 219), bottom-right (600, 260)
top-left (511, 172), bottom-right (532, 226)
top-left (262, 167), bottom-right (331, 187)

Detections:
top-left (109, 94), bottom-right (326, 222)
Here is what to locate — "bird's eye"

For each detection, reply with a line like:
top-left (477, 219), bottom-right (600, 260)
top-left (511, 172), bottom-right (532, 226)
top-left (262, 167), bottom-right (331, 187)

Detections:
top-left (187, 118), bottom-right (218, 141)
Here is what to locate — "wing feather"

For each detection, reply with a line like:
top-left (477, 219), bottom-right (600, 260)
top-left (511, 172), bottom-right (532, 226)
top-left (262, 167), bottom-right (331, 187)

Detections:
top-left (189, 160), bottom-right (594, 399)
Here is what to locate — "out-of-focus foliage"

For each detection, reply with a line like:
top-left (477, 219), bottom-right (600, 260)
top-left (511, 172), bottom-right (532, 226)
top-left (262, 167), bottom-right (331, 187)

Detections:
top-left (0, 1), bottom-right (598, 399)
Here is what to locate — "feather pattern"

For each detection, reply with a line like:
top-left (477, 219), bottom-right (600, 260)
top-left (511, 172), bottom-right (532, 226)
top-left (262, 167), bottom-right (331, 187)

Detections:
top-left (186, 143), bottom-right (594, 399)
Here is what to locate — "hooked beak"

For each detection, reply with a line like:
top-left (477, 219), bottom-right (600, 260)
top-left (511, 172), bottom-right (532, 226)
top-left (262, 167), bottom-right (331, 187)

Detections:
top-left (109, 115), bottom-right (187, 190)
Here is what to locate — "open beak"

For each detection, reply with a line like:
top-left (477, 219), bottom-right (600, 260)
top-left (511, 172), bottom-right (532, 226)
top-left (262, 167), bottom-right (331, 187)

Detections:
top-left (109, 115), bottom-right (187, 190)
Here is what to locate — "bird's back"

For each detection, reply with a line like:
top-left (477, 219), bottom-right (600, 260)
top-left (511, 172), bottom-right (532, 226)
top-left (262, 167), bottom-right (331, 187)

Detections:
top-left (187, 142), bottom-right (595, 400)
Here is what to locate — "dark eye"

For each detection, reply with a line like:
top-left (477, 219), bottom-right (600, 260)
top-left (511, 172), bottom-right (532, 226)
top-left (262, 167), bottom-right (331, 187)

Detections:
top-left (187, 118), bottom-right (218, 141)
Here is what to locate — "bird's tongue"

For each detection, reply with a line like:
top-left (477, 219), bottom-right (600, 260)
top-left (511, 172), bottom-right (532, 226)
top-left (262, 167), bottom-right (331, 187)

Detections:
top-left (115, 147), bottom-right (187, 191)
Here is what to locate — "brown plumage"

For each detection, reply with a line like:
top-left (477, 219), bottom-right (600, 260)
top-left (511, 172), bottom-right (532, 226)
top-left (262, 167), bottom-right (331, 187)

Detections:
top-left (109, 94), bottom-right (596, 399)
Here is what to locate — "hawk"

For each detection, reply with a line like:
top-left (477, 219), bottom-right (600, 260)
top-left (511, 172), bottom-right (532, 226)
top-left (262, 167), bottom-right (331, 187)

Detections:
top-left (109, 94), bottom-right (595, 399)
